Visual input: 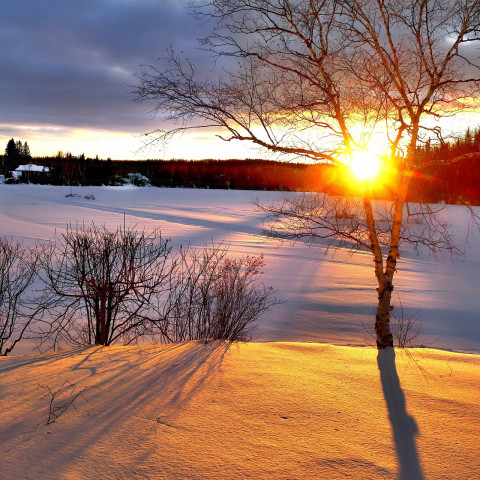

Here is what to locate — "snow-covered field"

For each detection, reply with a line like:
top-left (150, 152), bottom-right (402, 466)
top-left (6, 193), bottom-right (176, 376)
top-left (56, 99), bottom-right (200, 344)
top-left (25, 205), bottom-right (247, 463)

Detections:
top-left (1, 342), bottom-right (479, 480)
top-left (1, 184), bottom-right (479, 353)
top-left (1, 185), bottom-right (479, 480)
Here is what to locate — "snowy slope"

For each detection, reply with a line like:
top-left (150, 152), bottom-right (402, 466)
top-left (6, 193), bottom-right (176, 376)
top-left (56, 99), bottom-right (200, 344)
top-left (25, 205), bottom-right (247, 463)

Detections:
top-left (0, 184), bottom-right (478, 353)
top-left (1, 342), bottom-right (478, 480)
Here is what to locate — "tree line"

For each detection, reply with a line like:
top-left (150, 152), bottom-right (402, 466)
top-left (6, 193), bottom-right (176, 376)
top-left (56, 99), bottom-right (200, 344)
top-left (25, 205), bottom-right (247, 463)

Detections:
top-left (2, 131), bottom-right (480, 204)
top-left (409, 128), bottom-right (480, 204)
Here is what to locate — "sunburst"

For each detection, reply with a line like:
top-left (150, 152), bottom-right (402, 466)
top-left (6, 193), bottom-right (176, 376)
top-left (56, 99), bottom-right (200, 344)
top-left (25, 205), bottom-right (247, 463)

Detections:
top-left (349, 150), bottom-right (381, 180)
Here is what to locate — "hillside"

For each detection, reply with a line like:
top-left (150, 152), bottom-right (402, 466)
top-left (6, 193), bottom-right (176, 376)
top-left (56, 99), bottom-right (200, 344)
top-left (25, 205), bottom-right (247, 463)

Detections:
top-left (1, 342), bottom-right (478, 479)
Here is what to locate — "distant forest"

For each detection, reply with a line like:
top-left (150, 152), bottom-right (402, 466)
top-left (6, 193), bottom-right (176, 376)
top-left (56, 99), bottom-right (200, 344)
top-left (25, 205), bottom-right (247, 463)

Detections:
top-left (1, 128), bottom-right (480, 204)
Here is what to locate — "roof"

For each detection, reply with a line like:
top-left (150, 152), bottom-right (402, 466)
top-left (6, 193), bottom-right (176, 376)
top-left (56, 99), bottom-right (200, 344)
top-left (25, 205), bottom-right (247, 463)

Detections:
top-left (14, 164), bottom-right (50, 173)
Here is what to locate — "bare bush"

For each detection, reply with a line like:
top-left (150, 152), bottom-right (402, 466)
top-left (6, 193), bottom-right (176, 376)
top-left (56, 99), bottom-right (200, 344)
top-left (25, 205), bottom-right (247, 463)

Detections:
top-left (157, 244), bottom-right (280, 342)
top-left (391, 304), bottom-right (422, 350)
top-left (35, 224), bottom-right (172, 349)
top-left (33, 225), bottom-right (278, 349)
top-left (0, 237), bottom-right (37, 356)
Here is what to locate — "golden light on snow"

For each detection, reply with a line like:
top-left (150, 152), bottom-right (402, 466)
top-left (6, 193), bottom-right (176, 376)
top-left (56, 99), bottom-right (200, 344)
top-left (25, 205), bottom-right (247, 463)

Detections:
top-left (349, 149), bottom-right (381, 180)
top-left (1, 342), bottom-right (479, 479)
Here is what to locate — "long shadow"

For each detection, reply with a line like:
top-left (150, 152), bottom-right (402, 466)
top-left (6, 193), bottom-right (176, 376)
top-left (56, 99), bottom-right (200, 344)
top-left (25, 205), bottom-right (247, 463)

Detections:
top-left (377, 347), bottom-right (424, 480)
top-left (72, 201), bottom-right (261, 237)
top-left (0, 345), bottom-right (96, 374)
top-left (59, 340), bottom-right (233, 464)
top-left (0, 340), bottom-right (232, 479)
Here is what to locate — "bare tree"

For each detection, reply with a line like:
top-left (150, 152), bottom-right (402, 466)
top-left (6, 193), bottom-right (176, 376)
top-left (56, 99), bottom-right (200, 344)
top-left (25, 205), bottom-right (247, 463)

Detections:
top-left (156, 244), bottom-right (279, 342)
top-left (35, 224), bottom-right (172, 350)
top-left (133, 0), bottom-right (480, 349)
top-left (0, 237), bottom-right (37, 356)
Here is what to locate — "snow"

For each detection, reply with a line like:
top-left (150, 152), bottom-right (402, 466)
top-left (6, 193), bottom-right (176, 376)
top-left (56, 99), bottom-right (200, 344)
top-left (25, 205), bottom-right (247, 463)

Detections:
top-left (0, 342), bottom-right (478, 479)
top-left (1, 184), bottom-right (479, 479)
top-left (1, 184), bottom-right (479, 353)
top-left (15, 164), bottom-right (50, 173)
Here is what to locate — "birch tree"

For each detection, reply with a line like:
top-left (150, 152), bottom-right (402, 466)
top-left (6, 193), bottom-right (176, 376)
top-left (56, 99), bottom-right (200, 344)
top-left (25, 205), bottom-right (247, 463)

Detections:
top-left (133, 0), bottom-right (480, 348)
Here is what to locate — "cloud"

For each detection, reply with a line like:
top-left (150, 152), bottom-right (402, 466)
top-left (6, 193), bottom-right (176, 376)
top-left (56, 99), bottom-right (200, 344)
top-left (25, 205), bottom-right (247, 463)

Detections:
top-left (0, 0), bottom-right (211, 133)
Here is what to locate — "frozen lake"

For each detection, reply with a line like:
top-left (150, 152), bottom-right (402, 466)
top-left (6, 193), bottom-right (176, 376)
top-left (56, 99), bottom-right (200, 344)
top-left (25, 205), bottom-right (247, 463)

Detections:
top-left (1, 184), bottom-right (479, 353)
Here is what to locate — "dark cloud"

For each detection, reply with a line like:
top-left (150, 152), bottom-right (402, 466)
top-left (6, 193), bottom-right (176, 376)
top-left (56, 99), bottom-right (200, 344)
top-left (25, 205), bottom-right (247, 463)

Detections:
top-left (0, 0), bottom-right (211, 132)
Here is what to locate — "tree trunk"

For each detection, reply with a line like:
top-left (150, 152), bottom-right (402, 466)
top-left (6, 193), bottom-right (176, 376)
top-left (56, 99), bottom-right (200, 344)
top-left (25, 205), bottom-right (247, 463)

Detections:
top-left (375, 281), bottom-right (394, 349)
top-left (363, 195), bottom-right (395, 349)
top-left (374, 130), bottom-right (417, 349)
top-left (96, 294), bottom-right (107, 345)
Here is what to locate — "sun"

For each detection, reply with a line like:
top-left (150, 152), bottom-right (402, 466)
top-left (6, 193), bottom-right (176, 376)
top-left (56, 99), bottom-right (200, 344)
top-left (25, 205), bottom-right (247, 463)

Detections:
top-left (349, 150), bottom-right (381, 180)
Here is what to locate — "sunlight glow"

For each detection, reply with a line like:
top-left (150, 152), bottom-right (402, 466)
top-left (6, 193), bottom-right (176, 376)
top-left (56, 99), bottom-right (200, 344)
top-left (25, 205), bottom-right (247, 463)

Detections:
top-left (349, 150), bottom-right (380, 180)
top-left (0, 123), bottom-right (259, 160)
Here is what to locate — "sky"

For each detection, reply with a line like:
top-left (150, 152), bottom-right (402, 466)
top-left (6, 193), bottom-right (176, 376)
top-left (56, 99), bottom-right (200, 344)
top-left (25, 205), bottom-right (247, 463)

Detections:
top-left (0, 0), bottom-right (260, 160)
top-left (1, 1), bottom-right (479, 161)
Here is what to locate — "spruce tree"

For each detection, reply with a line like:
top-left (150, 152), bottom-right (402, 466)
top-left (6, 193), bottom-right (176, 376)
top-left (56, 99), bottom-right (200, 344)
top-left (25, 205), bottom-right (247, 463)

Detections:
top-left (5, 139), bottom-right (17, 158)
top-left (3, 139), bottom-right (22, 175)
top-left (22, 142), bottom-right (31, 160)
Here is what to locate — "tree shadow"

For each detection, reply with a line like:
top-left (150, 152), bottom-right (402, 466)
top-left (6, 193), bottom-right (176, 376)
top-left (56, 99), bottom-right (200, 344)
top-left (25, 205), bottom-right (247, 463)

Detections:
top-left (377, 347), bottom-right (424, 480)
top-left (0, 340), bottom-right (232, 479)
top-left (64, 340), bottom-right (232, 419)
top-left (0, 345), bottom-right (96, 374)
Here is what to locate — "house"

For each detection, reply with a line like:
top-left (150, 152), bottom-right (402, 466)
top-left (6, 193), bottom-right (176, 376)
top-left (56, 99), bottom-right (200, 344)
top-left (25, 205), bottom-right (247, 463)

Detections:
top-left (126, 172), bottom-right (150, 186)
top-left (13, 164), bottom-right (50, 182)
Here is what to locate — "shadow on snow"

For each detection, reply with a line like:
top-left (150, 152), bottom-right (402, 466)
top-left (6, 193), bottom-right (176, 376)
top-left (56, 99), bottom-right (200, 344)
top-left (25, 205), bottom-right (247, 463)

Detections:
top-left (377, 347), bottom-right (424, 480)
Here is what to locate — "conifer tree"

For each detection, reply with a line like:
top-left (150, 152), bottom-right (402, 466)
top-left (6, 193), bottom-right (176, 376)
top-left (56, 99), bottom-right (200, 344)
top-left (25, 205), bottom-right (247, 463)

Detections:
top-left (22, 142), bottom-right (31, 161)
top-left (3, 139), bottom-right (22, 175)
